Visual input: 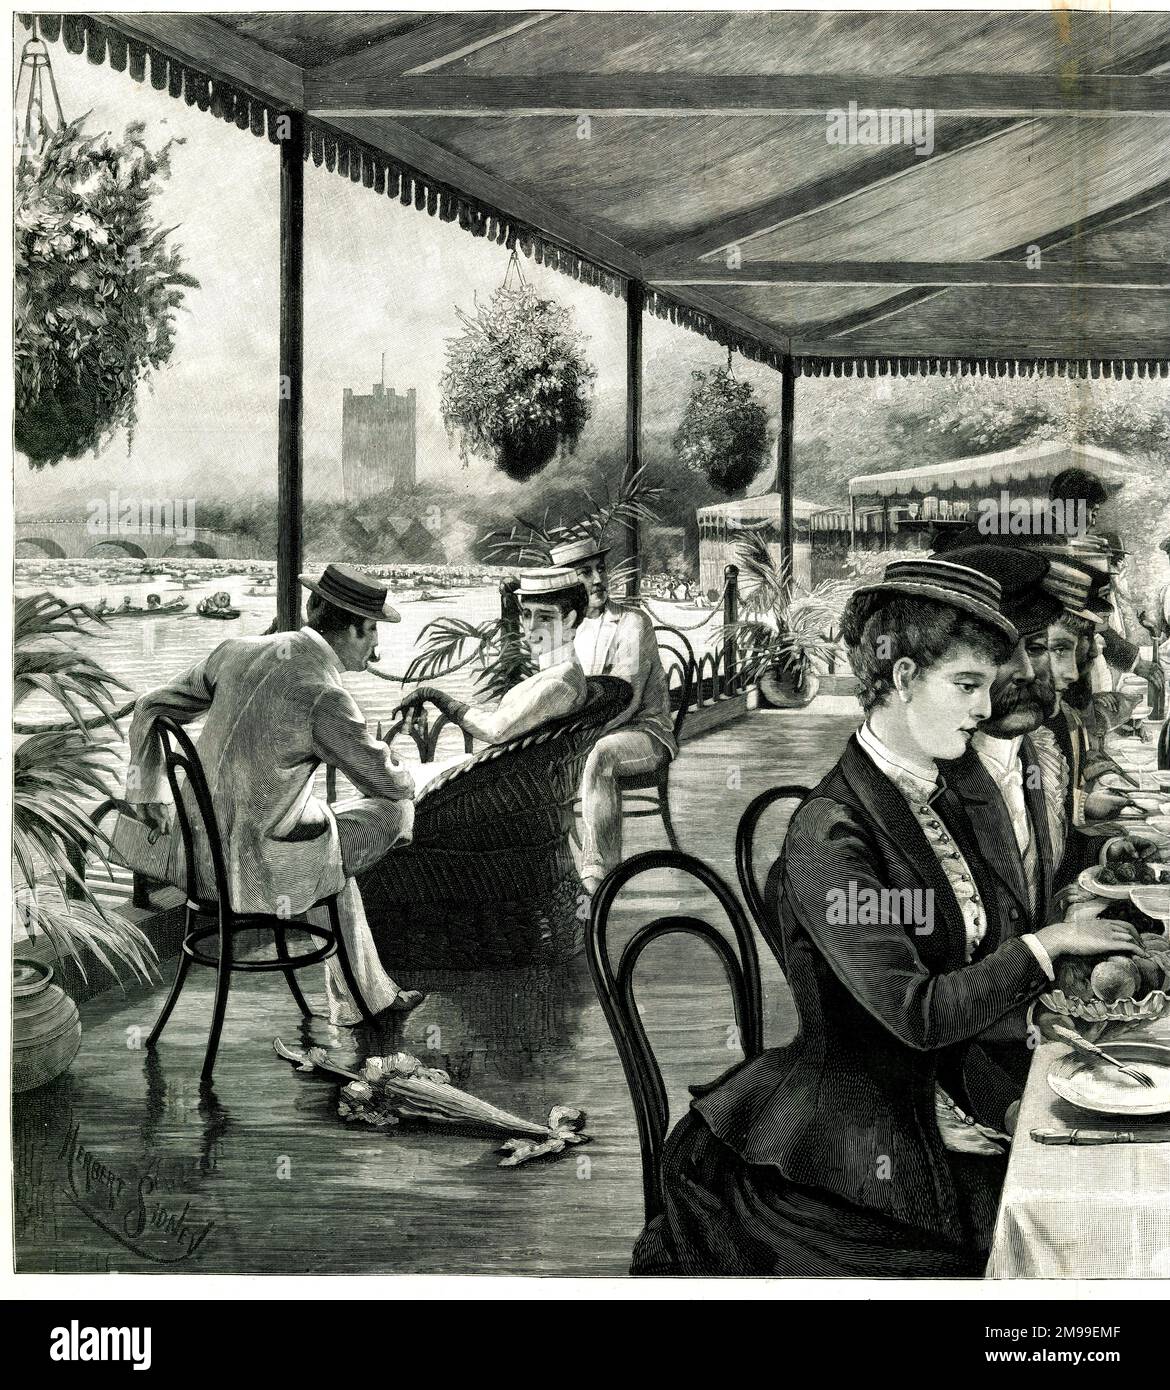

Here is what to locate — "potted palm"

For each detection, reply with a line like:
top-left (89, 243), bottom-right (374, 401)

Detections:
top-left (723, 532), bottom-right (853, 709)
top-left (13, 593), bottom-right (156, 1091)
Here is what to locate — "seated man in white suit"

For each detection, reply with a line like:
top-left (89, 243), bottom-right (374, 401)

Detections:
top-left (392, 567), bottom-right (589, 790)
top-left (123, 563), bottom-right (424, 1025)
top-left (548, 534), bottom-right (678, 894)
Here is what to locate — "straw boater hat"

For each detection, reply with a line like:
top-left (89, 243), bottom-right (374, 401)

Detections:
top-left (941, 545), bottom-right (1062, 637)
top-left (1040, 556), bottom-right (1113, 625)
top-left (548, 534), bottom-right (610, 569)
top-left (844, 556), bottom-right (1019, 645)
top-left (516, 566), bottom-right (581, 601)
top-left (299, 562), bottom-right (401, 622)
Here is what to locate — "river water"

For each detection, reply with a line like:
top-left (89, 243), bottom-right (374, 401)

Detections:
top-left (15, 558), bottom-right (718, 780)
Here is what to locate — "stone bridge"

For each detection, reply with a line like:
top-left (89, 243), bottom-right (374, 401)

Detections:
top-left (15, 517), bottom-right (262, 561)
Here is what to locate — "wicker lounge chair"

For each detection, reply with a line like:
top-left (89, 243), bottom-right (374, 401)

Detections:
top-left (358, 674), bottom-right (630, 971)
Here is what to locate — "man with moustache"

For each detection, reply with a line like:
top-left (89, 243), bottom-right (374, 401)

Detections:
top-left (547, 534), bottom-right (677, 894)
top-left (1036, 559), bottom-right (1135, 888)
top-left (931, 546), bottom-right (1076, 1122)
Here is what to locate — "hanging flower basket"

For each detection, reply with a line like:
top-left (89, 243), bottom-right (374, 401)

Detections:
top-left (15, 116), bottom-right (198, 469)
top-left (673, 362), bottom-right (770, 494)
top-left (440, 276), bottom-right (597, 482)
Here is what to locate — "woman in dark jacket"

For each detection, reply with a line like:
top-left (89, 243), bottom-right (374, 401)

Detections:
top-left (632, 558), bottom-right (1148, 1277)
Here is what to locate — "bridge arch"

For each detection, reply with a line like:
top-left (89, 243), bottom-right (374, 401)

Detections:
top-left (15, 537), bottom-right (67, 558)
top-left (84, 540), bottom-right (147, 560)
top-left (164, 541), bottom-right (219, 560)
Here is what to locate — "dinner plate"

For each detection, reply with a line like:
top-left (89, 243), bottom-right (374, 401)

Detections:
top-left (1048, 1041), bottom-right (1170, 1117)
top-left (1078, 866), bottom-right (1140, 900)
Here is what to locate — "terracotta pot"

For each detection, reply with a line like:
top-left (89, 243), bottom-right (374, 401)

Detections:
top-left (757, 665), bottom-right (820, 709)
top-left (12, 957), bottom-right (81, 1093)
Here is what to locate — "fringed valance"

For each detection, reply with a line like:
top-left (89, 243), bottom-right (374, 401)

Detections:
top-left (19, 12), bottom-right (625, 299)
top-left (646, 290), bottom-right (786, 371)
top-left (795, 356), bottom-right (1170, 380)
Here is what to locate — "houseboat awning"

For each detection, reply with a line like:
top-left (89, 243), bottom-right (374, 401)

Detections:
top-left (27, 10), bottom-right (1170, 377)
top-left (848, 441), bottom-right (1132, 499)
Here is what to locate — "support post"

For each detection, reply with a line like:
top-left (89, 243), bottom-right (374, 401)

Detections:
top-left (500, 575), bottom-right (521, 638)
top-left (723, 563), bottom-right (739, 695)
top-left (277, 113), bottom-right (305, 633)
top-left (624, 279), bottom-right (644, 597)
top-left (777, 356), bottom-right (796, 596)
top-left (849, 494), bottom-right (857, 550)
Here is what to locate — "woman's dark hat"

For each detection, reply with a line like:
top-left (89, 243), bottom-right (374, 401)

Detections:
top-left (941, 545), bottom-right (1062, 637)
top-left (298, 563), bottom-right (401, 623)
top-left (845, 557), bottom-right (1019, 644)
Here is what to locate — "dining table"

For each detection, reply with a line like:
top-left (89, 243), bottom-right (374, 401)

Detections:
top-left (986, 770), bottom-right (1170, 1280)
top-left (986, 1009), bottom-right (1170, 1279)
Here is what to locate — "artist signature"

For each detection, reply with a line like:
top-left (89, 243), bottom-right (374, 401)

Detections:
top-left (59, 1120), bottom-right (216, 1265)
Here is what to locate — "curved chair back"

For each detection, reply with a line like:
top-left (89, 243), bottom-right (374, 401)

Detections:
top-left (587, 848), bottom-right (762, 1223)
top-left (155, 715), bottom-right (231, 912)
top-left (653, 623), bottom-right (696, 742)
top-left (735, 785), bottom-right (811, 964)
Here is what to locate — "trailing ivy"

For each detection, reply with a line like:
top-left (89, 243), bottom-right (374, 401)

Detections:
top-left (440, 280), bottom-right (597, 483)
top-left (15, 116), bottom-right (198, 468)
top-left (674, 363), bottom-right (770, 495)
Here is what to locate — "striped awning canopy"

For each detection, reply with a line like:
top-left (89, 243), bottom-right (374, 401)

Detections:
top-left (698, 494), bottom-right (825, 525)
top-left (20, 10), bottom-right (1170, 377)
top-left (849, 441), bottom-right (1132, 499)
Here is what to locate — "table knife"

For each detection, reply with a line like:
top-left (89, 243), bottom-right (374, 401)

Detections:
top-left (1031, 1127), bottom-right (1170, 1145)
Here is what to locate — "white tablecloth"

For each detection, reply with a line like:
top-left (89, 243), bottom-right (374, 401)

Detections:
top-left (986, 1014), bottom-right (1170, 1278)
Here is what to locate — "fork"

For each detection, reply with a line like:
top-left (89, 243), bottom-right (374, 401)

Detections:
top-left (1052, 1024), bottom-right (1156, 1088)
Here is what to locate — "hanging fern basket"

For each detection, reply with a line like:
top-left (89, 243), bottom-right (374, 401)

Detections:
top-left (15, 111), bottom-right (197, 469)
top-left (440, 262), bottom-right (597, 483)
top-left (673, 359), bottom-right (770, 495)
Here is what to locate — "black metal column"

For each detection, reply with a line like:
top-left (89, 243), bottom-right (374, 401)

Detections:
top-left (624, 279), bottom-right (644, 596)
top-left (277, 113), bottom-right (305, 632)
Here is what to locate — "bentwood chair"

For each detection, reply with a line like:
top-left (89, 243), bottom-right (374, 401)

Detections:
top-left (572, 624), bottom-right (696, 854)
top-left (146, 716), bottom-right (376, 1084)
top-left (735, 785), bottom-right (812, 968)
top-left (586, 849), bottom-right (763, 1223)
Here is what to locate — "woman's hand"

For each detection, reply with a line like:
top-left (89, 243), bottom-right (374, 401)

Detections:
top-left (1036, 917), bottom-right (1151, 960)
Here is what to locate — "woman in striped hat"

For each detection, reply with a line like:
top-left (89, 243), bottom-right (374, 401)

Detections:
top-left (632, 558), bottom-right (1144, 1277)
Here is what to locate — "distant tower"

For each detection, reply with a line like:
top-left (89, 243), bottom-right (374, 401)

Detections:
top-left (341, 357), bottom-right (417, 501)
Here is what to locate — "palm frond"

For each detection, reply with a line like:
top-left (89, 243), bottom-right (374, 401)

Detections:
top-left (13, 591), bottom-right (130, 730)
top-left (402, 617), bottom-right (498, 684)
top-left (15, 887), bottom-right (157, 987)
top-left (479, 463), bottom-right (663, 565)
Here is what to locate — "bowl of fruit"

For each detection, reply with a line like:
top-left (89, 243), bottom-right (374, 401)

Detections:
top-left (1040, 930), bottom-right (1170, 1027)
top-left (1088, 836), bottom-right (1170, 893)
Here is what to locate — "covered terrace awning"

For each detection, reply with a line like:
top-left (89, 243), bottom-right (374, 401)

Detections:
top-left (19, 10), bottom-right (1170, 624)
top-left (27, 8), bottom-right (1170, 377)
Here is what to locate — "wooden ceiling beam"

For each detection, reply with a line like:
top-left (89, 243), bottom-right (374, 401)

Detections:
top-left (647, 261), bottom-right (1170, 289)
top-left (305, 72), bottom-right (1170, 119)
top-left (97, 12), bottom-right (304, 106)
top-left (810, 177), bottom-right (1170, 340)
